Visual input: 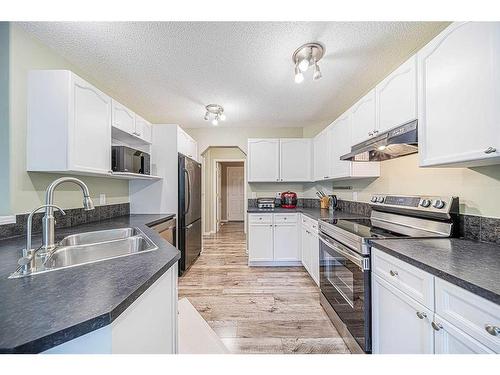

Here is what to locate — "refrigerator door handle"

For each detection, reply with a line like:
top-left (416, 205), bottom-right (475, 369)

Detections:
top-left (183, 168), bottom-right (191, 215)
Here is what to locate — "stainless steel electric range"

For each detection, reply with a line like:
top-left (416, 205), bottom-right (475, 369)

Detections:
top-left (319, 194), bottom-right (459, 354)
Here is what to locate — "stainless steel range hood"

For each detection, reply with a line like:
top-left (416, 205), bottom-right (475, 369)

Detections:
top-left (341, 119), bottom-right (418, 162)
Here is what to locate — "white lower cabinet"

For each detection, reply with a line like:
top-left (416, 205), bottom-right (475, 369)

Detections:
top-left (300, 215), bottom-right (319, 286)
top-left (44, 263), bottom-right (178, 354)
top-left (433, 314), bottom-right (494, 354)
top-left (372, 274), bottom-right (434, 354)
top-left (248, 213), bottom-right (300, 265)
top-left (372, 248), bottom-right (500, 354)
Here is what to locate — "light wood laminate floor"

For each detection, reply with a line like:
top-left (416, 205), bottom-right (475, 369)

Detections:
top-left (178, 222), bottom-right (350, 354)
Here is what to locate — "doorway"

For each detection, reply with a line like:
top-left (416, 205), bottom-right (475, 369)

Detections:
top-left (215, 161), bottom-right (245, 232)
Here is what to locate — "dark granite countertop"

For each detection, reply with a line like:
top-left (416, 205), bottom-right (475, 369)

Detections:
top-left (0, 214), bottom-right (179, 353)
top-left (247, 207), bottom-right (367, 221)
top-left (370, 238), bottom-right (500, 305)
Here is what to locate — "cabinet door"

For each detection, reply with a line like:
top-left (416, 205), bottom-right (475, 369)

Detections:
top-left (280, 138), bottom-right (312, 181)
top-left (274, 223), bottom-right (299, 261)
top-left (418, 22), bottom-right (500, 167)
top-left (135, 114), bottom-right (152, 143)
top-left (376, 55), bottom-right (417, 133)
top-left (247, 139), bottom-right (280, 182)
top-left (329, 113), bottom-right (352, 179)
top-left (188, 138), bottom-right (198, 161)
top-left (300, 226), bottom-right (310, 271)
top-left (248, 224), bottom-right (274, 262)
top-left (308, 231), bottom-right (319, 286)
top-left (111, 99), bottom-right (135, 134)
top-left (433, 315), bottom-right (494, 354)
top-left (351, 89), bottom-right (376, 145)
top-left (70, 75), bottom-right (112, 173)
top-left (372, 274), bottom-right (434, 354)
top-left (313, 133), bottom-right (330, 181)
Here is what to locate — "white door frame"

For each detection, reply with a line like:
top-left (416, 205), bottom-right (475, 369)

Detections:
top-left (226, 166), bottom-right (245, 221)
top-left (212, 158), bottom-right (246, 234)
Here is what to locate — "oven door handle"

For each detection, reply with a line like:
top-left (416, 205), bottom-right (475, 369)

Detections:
top-left (319, 234), bottom-right (369, 271)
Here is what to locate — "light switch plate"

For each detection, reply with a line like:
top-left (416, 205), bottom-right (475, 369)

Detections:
top-left (99, 194), bottom-right (106, 205)
top-left (352, 192), bottom-right (358, 201)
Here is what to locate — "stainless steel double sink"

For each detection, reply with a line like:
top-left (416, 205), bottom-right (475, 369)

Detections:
top-left (10, 227), bottom-right (158, 278)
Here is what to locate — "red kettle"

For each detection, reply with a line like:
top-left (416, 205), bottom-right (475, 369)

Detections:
top-left (281, 191), bottom-right (297, 209)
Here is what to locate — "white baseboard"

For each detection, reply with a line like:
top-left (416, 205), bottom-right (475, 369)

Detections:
top-left (248, 260), bottom-right (303, 267)
top-left (0, 215), bottom-right (16, 225)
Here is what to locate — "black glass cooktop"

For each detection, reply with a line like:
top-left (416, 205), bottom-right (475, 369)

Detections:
top-left (321, 218), bottom-right (410, 239)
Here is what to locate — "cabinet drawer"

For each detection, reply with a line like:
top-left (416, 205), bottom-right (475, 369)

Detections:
top-left (372, 248), bottom-right (434, 308)
top-left (248, 214), bottom-right (272, 224)
top-left (435, 278), bottom-right (500, 353)
top-left (300, 214), bottom-right (318, 233)
top-left (274, 213), bottom-right (297, 224)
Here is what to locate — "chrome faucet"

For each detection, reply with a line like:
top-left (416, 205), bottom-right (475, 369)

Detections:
top-left (41, 177), bottom-right (95, 253)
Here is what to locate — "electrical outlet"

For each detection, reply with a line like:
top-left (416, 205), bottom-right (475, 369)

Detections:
top-left (276, 192), bottom-right (281, 198)
top-left (251, 192), bottom-right (257, 199)
top-left (99, 193), bottom-right (106, 205)
top-left (353, 192), bottom-right (358, 201)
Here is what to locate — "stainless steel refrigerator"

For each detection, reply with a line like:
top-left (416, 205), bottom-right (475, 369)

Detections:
top-left (178, 154), bottom-right (202, 276)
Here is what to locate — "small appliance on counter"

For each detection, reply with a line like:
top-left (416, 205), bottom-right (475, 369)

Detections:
top-left (281, 191), bottom-right (297, 209)
top-left (329, 195), bottom-right (338, 211)
top-left (257, 198), bottom-right (275, 209)
top-left (112, 146), bottom-right (151, 175)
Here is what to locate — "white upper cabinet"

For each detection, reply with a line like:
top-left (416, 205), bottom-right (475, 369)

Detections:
top-left (418, 22), bottom-right (500, 167)
top-left (280, 138), bottom-right (312, 182)
top-left (248, 138), bottom-right (312, 182)
top-left (112, 99), bottom-right (135, 134)
top-left (351, 89), bottom-right (377, 145)
top-left (329, 112), bottom-right (352, 179)
top-left (376, 54), bottom-right (417, 133)
top-left (27, 70), bottom-right (112, 175)
top-left (247, 139), bottom-right (280, 182)
top-left (313, 130), bottom-right (331, 181)
top-left (134, 114), bottom-right (153, 144)
top-left (177, 127), bottom-right (198, 161)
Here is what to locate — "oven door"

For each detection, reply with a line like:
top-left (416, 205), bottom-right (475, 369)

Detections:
top-left (319, 232), bottom-right (371, 352)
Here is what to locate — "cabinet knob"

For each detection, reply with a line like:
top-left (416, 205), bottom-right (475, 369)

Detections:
top-left (373, 129), bottom-right (379, 134)
top-left (485, 324), bottom-right (500, 336)
top-left (389, 270), bottom-right (398, 277)
top-left (368, 131), bottom-right (373, 136)
top-left (484, 147), bottom-right (497, 154)
top-left (431, 321), bottom-right (443, 331)
top-left (416, 311), bottom-right (427, 320)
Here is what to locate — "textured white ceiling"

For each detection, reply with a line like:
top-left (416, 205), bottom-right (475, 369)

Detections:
top-left (17, 22), bottom-right (448, 129)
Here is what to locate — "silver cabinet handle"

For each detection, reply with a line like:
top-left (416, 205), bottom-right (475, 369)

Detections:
top-left (484, 147), bottom-right (497, 154)
top-left (389, 270), bottom-right (398, 277)
top-left (323, 176), bottom-right (329, 179)
top-left (485, 324), bottom-right (500, 336)
top-left (431, 321), bottom-right (443, 331)
top-left (416, 311), bottom-right (427, 320)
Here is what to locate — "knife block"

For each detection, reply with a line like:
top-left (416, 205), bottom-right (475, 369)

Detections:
top-left (320, 196), bottom-right (330, 209)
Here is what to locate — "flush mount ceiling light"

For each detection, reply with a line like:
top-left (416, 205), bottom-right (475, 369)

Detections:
top-left (203, 104), bottom-right (225, 126)
top-left (292, 42), bottom-right (325, 83)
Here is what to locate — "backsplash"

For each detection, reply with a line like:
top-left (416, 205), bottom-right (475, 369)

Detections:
top-left (0, 203), bottom-right (130, 240)
top-left (248, 198), bottom-right (500, 245)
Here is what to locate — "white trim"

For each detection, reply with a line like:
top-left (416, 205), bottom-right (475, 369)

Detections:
top-left (211, 158), bottom-right (246, 234)
top-left (0, 216), bottom-right (16, 225)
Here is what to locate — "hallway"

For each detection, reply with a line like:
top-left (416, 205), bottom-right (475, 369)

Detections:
top-left (178, 222), bottom-right (350, 354)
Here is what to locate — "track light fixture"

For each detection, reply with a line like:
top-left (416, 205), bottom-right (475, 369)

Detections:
top-left (292, 42), bottom-right (325, 83)
top-left (203, 104), bottom-right (225, 125)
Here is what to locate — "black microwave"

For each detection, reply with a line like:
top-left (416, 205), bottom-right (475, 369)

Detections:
top-left (111, 146), bottom-right (151, 175)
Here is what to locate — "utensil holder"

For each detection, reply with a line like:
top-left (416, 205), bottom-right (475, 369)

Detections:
top-left (320, 196), bottom-right (330, 209)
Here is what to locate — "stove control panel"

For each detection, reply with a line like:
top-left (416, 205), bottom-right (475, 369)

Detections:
top-left (370, 194), bottom-right (458, 214)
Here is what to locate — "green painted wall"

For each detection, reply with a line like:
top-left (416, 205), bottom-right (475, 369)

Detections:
top-left (0, 23), bottom-right (10, 215)
top-left (8, 24), bottom-right (129, 214)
